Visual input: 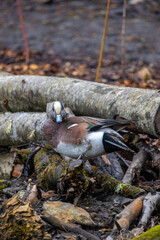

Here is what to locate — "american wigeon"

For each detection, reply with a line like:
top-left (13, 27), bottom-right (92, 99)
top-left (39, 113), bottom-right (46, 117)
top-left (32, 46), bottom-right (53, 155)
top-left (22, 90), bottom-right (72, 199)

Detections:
top-left (43, 101), bottom-right (133, 159)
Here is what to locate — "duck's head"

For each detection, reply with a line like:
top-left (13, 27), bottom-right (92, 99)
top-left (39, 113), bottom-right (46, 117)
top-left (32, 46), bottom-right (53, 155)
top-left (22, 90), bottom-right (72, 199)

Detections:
top-left (50, 101), bottom-right (67, 123)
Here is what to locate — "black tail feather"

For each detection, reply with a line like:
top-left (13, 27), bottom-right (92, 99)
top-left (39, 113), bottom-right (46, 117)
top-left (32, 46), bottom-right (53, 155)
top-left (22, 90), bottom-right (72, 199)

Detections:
top-left (102, 133), bottom-right (133, 153)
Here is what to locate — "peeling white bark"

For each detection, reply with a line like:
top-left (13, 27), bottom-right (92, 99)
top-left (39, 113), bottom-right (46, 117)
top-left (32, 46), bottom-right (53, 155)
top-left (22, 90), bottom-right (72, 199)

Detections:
top-left (0, 75), bottom-right (159, 137)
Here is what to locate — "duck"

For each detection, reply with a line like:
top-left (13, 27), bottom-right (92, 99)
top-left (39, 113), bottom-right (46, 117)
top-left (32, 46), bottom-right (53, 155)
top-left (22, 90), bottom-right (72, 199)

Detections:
top-left (43, 101), bottom-right (133, 160)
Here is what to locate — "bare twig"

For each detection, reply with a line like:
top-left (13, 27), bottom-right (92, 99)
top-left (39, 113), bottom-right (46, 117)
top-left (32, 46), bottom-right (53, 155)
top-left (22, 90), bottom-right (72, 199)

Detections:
top-left (16, 0), bottom-right (30, 63)
top-left (121, 0), bottom-right (127, 79)
top-left (138, 192), bottom-right (160, 227)
top-left (115, 196), bottom-right (144, 230)
top-left (136, 141), bottom-right (160, 168)
top-left (24, 146), bottom-right (41, 177)
top-left (95, 0), bottom-right (111, 82)
top-left (42, 214), bottom-right (101, 240)
top-left (122, 149), bottom-right (150, 185)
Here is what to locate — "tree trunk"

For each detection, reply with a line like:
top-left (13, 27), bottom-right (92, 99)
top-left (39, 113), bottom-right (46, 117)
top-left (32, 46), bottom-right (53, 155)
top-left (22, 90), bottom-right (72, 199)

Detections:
top-left (0, 75), bottom-right (159, 137)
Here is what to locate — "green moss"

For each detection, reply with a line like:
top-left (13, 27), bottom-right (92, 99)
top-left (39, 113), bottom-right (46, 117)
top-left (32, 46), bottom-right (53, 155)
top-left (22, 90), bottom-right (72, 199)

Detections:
top-left (34, 148), bottom-right (69, 190)
top-left (34, 147), bottom-right (47, 164)
top-left (6, 120), bottom-right (13, 135)
top-left (11, 148), bottom-right (32, 164)
top-left (0, 179), bottom-right (10, 192)
top-left (34, 149), bottom-right (48, 173)
top-left (69, 165), bottom-right (90, 191)
top-left (0, 220), bottom-right (48, 240)
top-left (115, 183), bottom-right (124, 193)
top-left (132, 225), bottom-right (160, 240)
top-left (81, 168), bottom-right (90, 190)
top-left (34, 148), bottom-right (64, 174)
top-left (0, 184), bottom-right (6, 192)
top-left (27, 130), bottom-right (36, 141)
top-left (37, 161), bottom-right (67, 190)
top-left (100, 174), bottom-right (120, 191)
top-left (42, 142), bottom-right (53, 150)
top-left (97, 173), bottom-right (145, 198)
top-left (5, 223), bottom-right (33, 240)
top-left (0, 182), bottom-right (6, 192)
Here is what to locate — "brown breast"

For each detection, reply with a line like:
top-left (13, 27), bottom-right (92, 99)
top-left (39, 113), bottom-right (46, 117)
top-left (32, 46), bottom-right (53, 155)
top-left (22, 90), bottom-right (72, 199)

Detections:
top-left (43, 119), bottom-right (60, 148)
top-left (43, 118), bottom-right (89, 147)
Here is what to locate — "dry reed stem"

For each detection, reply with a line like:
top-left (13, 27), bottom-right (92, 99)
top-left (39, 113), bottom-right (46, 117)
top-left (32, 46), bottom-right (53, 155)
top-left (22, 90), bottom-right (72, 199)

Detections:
top-left (16, 0), bottom-right (30, 63)
top-left (95, 0), bottom-right (111, 82)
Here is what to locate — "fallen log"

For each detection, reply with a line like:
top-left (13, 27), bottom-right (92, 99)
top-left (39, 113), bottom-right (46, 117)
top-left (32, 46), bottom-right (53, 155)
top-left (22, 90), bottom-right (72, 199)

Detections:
top-left (0, 75), bottom-right (159, 137)
top-left (95, 171), bottom-right (146, 198)
top-left (0, 106), bottom-right (74, 146)
top-left (12, 146), bottom-right (146, 198)
top-left (0, 112), bottom-right (45, 146)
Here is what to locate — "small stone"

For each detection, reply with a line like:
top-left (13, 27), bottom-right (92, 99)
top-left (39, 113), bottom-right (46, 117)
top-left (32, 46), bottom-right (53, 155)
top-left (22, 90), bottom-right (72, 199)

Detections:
top-left (43, 201), bottom-right (95, 225)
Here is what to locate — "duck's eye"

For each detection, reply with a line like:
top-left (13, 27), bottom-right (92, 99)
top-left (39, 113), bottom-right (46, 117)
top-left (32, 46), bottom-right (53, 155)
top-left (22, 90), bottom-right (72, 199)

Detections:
top-left (61, 102), bottom-right (64, 110)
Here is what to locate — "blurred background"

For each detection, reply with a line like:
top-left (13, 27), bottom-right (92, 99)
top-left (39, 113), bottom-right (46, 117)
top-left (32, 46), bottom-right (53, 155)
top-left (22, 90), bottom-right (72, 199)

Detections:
top-left (0, 0), bottom-right (160, 88)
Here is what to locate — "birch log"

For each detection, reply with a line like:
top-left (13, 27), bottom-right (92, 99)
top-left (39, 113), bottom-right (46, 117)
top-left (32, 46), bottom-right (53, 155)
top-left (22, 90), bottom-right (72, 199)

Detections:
top-left (0, 112), bottom-right (45, 146)
top-left (0, 75), bottom-right (159, 137)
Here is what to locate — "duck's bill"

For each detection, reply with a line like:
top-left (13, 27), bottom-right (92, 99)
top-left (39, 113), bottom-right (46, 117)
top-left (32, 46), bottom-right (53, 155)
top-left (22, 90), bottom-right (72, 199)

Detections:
top-left (56, 114), bottom-right (62, 123)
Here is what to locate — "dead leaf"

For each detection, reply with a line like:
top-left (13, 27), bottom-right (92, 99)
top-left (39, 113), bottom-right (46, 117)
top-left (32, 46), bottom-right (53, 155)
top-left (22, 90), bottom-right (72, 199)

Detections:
top-left (26, 184), bottom-right (39, 205)
top-left (29, 64), bottom-right (39, 70)
top-left (137, 67), bottom-right (152, 81)
top-left (12, 164), bottom-right (24, 178)
top-left (42, 190), bottom-right (55, 199)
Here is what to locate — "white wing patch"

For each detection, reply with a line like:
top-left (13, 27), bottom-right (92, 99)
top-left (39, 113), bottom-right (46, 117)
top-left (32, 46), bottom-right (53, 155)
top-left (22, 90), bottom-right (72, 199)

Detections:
top-left (67, 124), bottom-right (78, 129)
